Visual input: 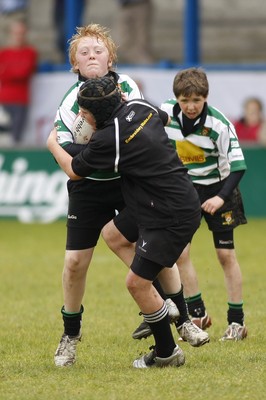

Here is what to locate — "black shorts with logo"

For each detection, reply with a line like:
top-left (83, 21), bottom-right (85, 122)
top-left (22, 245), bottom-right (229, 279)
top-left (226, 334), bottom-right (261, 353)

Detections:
top-left (114, 207), bottom-right (201, 267)
top-left (194, 182), bottom-right (247, 232)
top-left (135, 211), bottom-right (201, 267)
top-left (66, 178), bottom-right (125, 250)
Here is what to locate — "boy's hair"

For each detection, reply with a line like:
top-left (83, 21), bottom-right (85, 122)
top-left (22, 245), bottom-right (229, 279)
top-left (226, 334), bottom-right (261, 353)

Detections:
top-left (68, 23), bottom-right (118, 74)
top-left (173, 67), bottom-right (209, 99)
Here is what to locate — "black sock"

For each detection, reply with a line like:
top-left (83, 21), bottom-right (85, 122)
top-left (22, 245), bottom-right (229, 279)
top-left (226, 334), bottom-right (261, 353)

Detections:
top-left (61, 305), bottom-right (84, 336)
top-left (185, 293), bottom-right (206, 318)
top-left (227, 302), bottom-right (244, 325)
top-left (167, 285), bottom-right (190, 326)
top-left (143, 303), bottom-right (175, 358)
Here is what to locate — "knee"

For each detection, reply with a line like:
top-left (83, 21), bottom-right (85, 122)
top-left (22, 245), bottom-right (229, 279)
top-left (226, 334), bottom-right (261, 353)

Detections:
top-left (102, 221), bottom-right (118, 248)
top-left (126, 270), bottom-right (143, 297)
top-left (126, 270), bottom-right (139, 295)
top-left (216, 248), bottom-right (236, 268)
top-left (102, 221), bottom-right (128, 251)
top-left (126, 270), bottom-right (148, 296)
top-left (64, 251), bottom-right (88, 278)
top-left (216, 249), bottom-right (234, 266)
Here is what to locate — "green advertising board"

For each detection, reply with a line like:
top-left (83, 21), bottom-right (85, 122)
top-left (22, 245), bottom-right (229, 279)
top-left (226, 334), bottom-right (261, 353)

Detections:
top-left (0, 147), bottom-right (265, 221)
top-left (240, 147), bottom-right (266, 217)
top-left (0, 149), bottom-right (68, 222)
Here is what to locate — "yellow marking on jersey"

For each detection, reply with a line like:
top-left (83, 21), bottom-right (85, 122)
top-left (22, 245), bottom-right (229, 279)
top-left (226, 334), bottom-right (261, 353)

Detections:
top-left (176, 140), bottom-right (206, 164)
top-left (125, 113), bottom-right (153, 143)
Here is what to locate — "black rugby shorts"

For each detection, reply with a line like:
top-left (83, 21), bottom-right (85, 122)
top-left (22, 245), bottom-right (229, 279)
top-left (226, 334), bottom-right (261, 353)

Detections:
top-left (66, 178), bottom-right (125, 250)
top-left (194, 183), bottom-right (247, 232)
top-left (135, 210), bottom-right (201, 268)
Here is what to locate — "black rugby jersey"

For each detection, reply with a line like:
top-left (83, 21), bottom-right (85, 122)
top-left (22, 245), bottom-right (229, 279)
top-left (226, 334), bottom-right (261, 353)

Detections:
top-left (72, 99), bottom-right (200, 228)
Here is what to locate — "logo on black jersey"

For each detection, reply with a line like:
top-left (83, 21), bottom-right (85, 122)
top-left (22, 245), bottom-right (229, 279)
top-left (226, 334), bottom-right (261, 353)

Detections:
top-left (125, 112), bottom-right (153, 143)
top-left (125, 111), bottom-right (135, 122)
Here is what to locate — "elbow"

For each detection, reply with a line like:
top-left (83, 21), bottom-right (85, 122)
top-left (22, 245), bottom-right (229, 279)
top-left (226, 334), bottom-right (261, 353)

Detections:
top-left (66, 163), bottom-right (81, 180)
top-left (68, 170), bottom-right (82, 180)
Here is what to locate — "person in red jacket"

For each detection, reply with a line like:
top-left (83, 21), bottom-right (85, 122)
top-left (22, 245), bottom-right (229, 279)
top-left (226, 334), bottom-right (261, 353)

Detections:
top-left (0, 19), bottom-right (37, 144)
top-left (234, 97), bottom-right (266, 145)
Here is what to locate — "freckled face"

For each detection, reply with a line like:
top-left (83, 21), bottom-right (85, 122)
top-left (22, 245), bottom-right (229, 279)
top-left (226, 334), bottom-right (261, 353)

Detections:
top-left (74, 36), bottom-right (112, 78)
top-left (177, 94), bottom-right (206, 119)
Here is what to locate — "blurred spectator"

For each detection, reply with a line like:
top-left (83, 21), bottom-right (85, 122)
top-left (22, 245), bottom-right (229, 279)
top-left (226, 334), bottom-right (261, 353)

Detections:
top-left (0, 0), bottom-right (28, 45)
top-left (234, 97), bottom-right (266, 146)
top-left (0, 19), bottom-right (38, 145)
top-left (116, 0), bottom-right (155, 64)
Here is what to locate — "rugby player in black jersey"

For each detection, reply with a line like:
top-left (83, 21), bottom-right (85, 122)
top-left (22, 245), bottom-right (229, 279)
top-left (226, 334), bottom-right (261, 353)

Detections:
top-left (47, 76), bottom-right (210, 368)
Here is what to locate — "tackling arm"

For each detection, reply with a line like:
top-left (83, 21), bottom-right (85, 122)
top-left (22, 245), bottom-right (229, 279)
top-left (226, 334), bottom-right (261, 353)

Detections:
top-left (47, 128), bottom-right (81, 180)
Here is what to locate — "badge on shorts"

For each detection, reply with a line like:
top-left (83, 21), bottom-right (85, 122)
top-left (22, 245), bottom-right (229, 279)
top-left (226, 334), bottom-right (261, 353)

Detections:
top-left (221, 210), bottom-right (234, 225)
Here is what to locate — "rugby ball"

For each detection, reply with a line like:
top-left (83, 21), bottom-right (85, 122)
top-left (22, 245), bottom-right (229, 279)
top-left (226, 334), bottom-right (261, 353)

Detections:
top-left (72, 113), bottom-right (94, 144)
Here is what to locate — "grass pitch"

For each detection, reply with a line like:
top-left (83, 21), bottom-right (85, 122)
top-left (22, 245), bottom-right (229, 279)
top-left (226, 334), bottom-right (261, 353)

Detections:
top-left (0, 219), bottom-right (265, 400)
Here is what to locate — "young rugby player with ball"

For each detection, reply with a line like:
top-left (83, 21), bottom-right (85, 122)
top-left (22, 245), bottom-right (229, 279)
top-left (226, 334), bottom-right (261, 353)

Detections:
top-left (48, 76), bottom-right (209, 368)
top-left (50, 26), bottom-right (209, 367)
top-left (52, 23), bottom-right (143, 367)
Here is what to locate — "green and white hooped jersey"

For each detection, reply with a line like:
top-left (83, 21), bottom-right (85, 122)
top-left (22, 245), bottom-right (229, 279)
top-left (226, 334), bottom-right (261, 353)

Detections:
top-left (161, 99), bottom-right (247, 185)
top-left (54, 73), bottom-right (143, 181)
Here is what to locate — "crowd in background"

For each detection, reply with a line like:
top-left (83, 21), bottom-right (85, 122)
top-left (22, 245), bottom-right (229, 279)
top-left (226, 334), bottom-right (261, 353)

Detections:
top-left (233, 97), bottom-right (266, 146)
top-left (1, 0), bottom-right (266, 147)
top-left (0, 18), bottom-right (37, 145)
